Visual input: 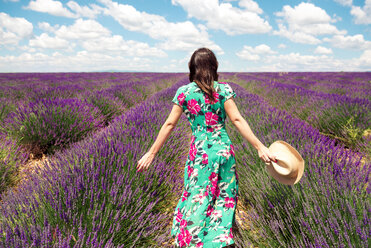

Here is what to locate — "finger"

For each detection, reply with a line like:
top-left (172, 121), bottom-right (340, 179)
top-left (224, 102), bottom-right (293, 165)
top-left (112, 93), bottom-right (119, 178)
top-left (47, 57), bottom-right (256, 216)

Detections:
top-left (142, 162), bottom-right (149, 171)
top-left (145, 162), bottom-right (150, 170)
top-left (270, 155), bottom-right (277, 162)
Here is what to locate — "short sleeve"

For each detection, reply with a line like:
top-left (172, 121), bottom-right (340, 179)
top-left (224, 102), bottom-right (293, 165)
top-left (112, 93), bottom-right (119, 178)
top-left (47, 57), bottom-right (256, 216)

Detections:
top-left (224, 83), bottom-right (236, 101)
top-left (172, 86), bottom-right (185, 109)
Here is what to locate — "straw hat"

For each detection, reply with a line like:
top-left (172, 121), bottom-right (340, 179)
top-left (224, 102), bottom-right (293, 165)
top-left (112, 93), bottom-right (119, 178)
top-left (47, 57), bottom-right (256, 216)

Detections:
top-left (265, 140), bottom-right (305, 185)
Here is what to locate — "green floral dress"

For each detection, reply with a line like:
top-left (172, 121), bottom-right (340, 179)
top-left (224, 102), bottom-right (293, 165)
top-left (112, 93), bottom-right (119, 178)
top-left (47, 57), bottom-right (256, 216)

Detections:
top-left (171, 81), bottom-right (239, 248)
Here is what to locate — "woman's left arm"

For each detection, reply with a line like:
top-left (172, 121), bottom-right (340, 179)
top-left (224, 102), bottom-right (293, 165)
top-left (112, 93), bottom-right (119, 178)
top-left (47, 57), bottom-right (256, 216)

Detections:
top-left (136, 104), bottom-right (183, 172)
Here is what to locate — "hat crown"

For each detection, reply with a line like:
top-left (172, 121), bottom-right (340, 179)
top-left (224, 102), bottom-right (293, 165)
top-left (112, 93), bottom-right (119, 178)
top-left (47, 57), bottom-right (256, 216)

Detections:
top-left (271, 156), bottom-right (293, 176)
top-left (266, 140), bottom-right (305, 185)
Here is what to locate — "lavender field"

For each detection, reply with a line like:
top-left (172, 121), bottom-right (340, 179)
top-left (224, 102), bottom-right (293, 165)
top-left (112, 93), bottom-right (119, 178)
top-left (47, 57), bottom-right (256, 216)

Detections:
top-left (0, 72), bottom-right (369, 247)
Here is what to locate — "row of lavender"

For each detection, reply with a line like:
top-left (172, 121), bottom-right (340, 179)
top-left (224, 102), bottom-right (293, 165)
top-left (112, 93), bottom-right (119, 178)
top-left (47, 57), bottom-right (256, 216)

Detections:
top-left (0, 73), bottom-right (183, 201)
top-left (222, 72), bottom-right (371, 100)
top-left (0, 77), bottom-right (190, 247)
top-left (226, 82), bottom-right (369, 247)
top-left (228, 73), bottom-right (371, 155)
top-left (0, 72), bottom-right (184, 127)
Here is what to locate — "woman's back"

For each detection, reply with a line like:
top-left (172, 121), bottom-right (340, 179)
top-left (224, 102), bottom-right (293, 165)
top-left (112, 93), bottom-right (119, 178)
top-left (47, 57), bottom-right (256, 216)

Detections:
top-left (172, 81), bottom-right (236, 144)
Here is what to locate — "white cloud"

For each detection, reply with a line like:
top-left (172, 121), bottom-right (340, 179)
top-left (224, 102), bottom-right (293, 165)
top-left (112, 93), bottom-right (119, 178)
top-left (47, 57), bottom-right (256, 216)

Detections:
top-left (323, 34), bottom-right (371, 49)
top-left (274, 24), bottom-right (321, 44)
top-left (81, 35), bottom-right (167, 57)
top-left (236, 50), bottom-right (260, 61)
top-left (358, 50), bottom-right (371, 68)
top-left (66, 1), bottom-right (102, 19)
top-left (236, 44), bottom-right (276, 61)
top-left (0, 12), bottom-right (33, 45)
top-left (25, 0), bottom-right (103, 19)
top-left (314, 46), bottom-right (333, 54)
top-left (350, 0), bottom-right (371, 24)
top-left (274, 2), bottom-right (346, 44)
top-left (334, 0), bottom-right (353, 6)
top-left (38, 22), bottom-right (59, 32)
top-left (55, 18), bottom-right (110, 40)
top-left (99, 0), bottom-right (222, 54)
top-left (171, 0), bottom-right (271, 35)
top-left (278, 43), bottom-right (286, 49)
top-left (29, 33), bottom-right (70, 49)
top-left (238, 0), bottom-right (263, 14)
top-left (32, 18), bottom-right (167, 57)
top-left (25, 0), bottom-right (76, 18)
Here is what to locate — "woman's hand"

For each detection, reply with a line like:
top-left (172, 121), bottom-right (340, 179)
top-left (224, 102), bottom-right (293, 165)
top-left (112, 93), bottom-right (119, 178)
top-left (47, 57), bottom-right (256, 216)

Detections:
top-left (136, 152), bottom-right (156, 172)
top-left (257, 145), bottom-right (277, 165)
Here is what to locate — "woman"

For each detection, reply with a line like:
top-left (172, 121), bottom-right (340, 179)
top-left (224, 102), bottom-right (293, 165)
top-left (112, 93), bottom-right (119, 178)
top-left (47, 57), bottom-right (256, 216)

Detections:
top-left (136, 48), bottom-right (277, 248)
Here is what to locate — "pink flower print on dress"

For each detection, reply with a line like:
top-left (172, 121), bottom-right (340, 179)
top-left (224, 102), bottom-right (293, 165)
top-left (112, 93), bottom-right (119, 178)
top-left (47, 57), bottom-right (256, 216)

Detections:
top-left (208, 172), bottom-right (218, 182)
top-left (180, 219), bottom-right (188, 229)
top-left (194, 192), bottom-right (206, 204)
top-left (177, 92), bottom-right (186, 106)
top-left (196, 242), bottom-right (204, 247)
top-left (230, 144), bottom-right (235, 157)
top-left (207, 127), bottom-right (213, 132)
top-left (204, 92), bottom-right (220, 104)
top-left (178, 228), bottom-right (192, 247)
top-left (225, 197), bottom-right (235, 208)
top-left (218, 82), bottom-right (227, 84)
top-left (176, 208), bottom-right (183, 222)
top-left (215, 185), bottom-right (220, 197)
top-left (191, 135), bottom-right (195, 144)
top-left (202, 153), bottom-right (208, 164)
top-left (206, 205), bottom-right (214, 216)
top-left (229, 227), bottom-right (234, 239)
top-left (182, 190), bottom-right (190, 202)
top-left (204, 185), bottom-right (210, 196)
top-left (211, 179), bottom-right (217, 188)
top-left (187, 165), bottom-right (194, 179)
top-left (211, 209), bottom-right (222, 219)
top-left (205, 112), bottom-right (218, 126)
top-left (187, 99), bottom-right (201, 115)
top-left (189, 143), bottom-right (197, 161)
top-left (211, 184), bottom-right (220, 198)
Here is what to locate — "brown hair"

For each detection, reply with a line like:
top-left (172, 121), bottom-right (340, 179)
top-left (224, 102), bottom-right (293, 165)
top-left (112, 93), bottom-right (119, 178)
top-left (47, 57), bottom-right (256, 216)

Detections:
top-left (188, 47), bottom-right (219, 103)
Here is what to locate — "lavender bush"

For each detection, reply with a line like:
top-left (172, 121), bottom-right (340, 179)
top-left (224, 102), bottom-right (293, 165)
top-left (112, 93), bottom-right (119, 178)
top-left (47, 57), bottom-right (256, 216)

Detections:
top-left (0, 135), bottom-right (28, 199)
top-left (0, 99), bottom-right (10, 128)
top-left (4, 97), bottom-right (105, 157)
top-left (87, 91), bottom-right (124, 126)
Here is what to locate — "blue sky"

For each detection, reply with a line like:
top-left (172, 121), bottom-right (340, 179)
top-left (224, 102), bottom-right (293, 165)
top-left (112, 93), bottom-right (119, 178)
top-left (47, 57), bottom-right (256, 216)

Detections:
top-left (0, 0), bottom-right (370, 72)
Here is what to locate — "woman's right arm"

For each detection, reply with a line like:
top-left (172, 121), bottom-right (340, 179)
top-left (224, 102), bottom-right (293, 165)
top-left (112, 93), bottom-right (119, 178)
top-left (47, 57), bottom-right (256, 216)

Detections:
top-left (224, 98), bottom-right (277, 163)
